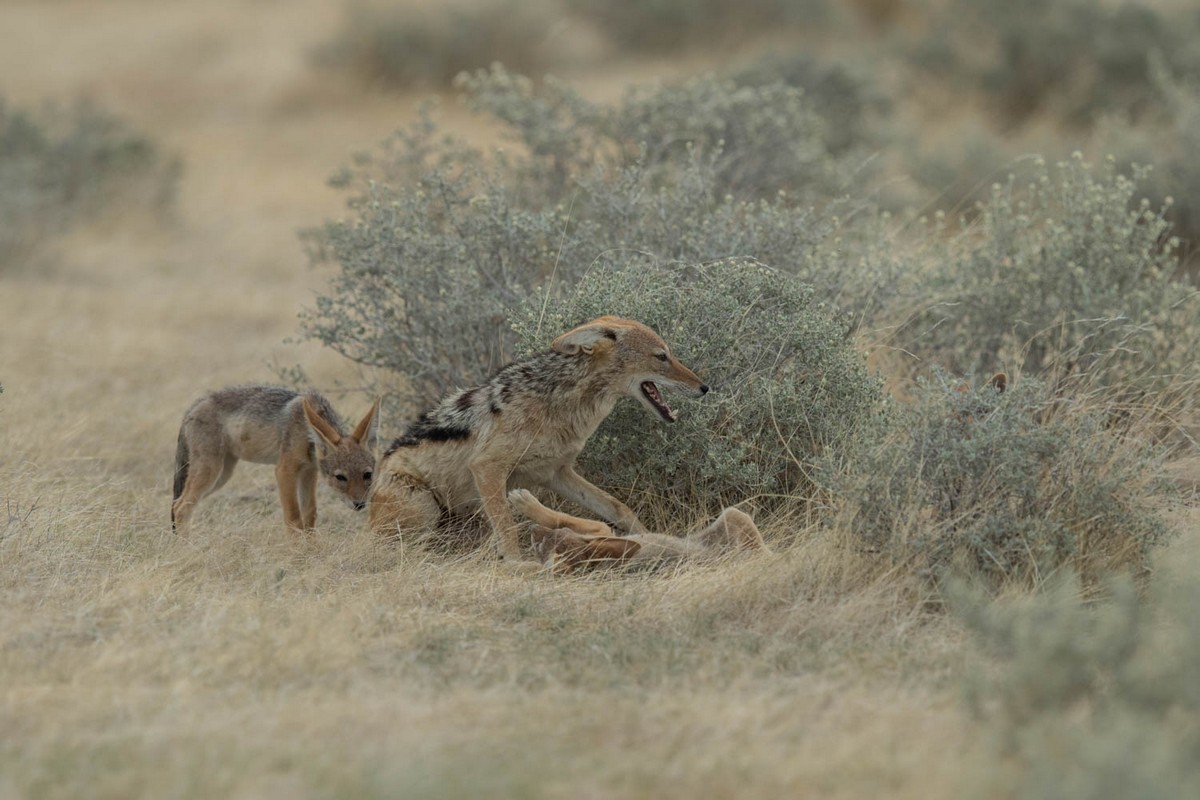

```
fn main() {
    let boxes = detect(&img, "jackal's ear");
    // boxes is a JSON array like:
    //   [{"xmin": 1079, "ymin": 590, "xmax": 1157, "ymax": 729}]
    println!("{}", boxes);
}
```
[
  {"xmin": 351, "ymin": 397, "xmax": 382, "ymax": 448},
  {"xmin": 551, "ymin": 319, "xmax": 620, "ymax": 356},
  {"xmin": 990, "ymin": 372, "xmax": 1008, "ymax": 394},
  {"xmin": 302, "ymin": 397, "xmax": 342, "ymax": 449}
]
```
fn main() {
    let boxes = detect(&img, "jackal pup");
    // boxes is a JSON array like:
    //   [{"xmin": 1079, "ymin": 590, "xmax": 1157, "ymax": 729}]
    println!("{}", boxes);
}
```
[
  {"xmin": 508, "ymin": 489, "xmax": 769, "ymax": 573},
  {"xmin": 369, "ymin": 316, "xmax": 708, "ymax": 561},
  {"xmin": 172, "ymin": 385, "xmax": 380, "ymax": 533}
]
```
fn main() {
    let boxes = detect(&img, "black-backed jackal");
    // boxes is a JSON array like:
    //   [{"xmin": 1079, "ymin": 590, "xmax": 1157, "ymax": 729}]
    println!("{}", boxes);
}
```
[
  {"xmin": 172, "ymin": 385, "xmax": 380, "ymax": 533},
  {"xmin": 369, "ymin": 316, "xmax": 709, "ymax": 563},
  {"xmin": 508, "ymin": 488, "xmax": 769, "ymax": 573}
]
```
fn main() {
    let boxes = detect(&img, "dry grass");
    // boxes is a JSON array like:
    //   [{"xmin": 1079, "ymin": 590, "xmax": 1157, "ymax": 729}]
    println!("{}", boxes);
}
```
[
  {"xmin": 1, "ymin": 429, "xmax": 977, "ymax": 798},
  {"xmin": 1, "ymin": 1, "xmax": 1197, "ymax": 798}
]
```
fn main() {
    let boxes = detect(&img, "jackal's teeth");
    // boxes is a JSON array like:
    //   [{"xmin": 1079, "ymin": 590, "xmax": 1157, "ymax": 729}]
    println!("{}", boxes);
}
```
[{"xmin": 639, "ymin": 381, "xmax": 676, "ymax": 422}]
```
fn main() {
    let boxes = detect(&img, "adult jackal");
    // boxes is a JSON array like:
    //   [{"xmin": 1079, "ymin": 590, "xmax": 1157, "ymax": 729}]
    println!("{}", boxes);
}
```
[{"xmin": 369, "ymin": 316, "xmax": 709, "ymax": 563}]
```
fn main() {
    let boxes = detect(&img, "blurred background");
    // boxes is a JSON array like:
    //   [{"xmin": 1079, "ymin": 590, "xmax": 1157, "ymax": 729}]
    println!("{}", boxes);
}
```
[{"xmin": 3, "ymin": 0, "xmax": 1199, "ymax": 276}]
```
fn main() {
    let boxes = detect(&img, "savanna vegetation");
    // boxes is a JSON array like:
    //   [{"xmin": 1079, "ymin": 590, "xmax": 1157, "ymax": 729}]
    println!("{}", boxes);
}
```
[
  {"xmin": 0, "ymin": 99, "xmax": 178, "ymax": 269},
  {"xmin": 2, "ymin": 0, "xmax": 1199, "ymax": 797}
]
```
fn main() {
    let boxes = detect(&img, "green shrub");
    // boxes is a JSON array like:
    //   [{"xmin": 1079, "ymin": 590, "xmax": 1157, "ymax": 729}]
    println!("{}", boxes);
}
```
[
  {"xmin": 304, "ymin": 68, "xmax": 897, "ymax": 516},
  {"xmin": 0, "ymin": 99, "xmax": 179, "ymax": 267},
  {"xmin": 317, "ymin": 0, "xmax": 855, "ymax": 87},
  {"xmin": 316, "ymin": 0, "xmax": 567, "ymax": 90},
  {"xmin": 910, "ymin": 0, "xmax": 1200, "ymax": 126},
  {"xmin": 303, "ymin": 67, "xmax": 882, "ymax": 406},
  {"xmin": 564, "ymin": 0, "xmax": 840, "ymax": 53},
  {"xmin": 513, "ymin": 258, "xmax": 883, "ymax": 524},
  {"xmin": 952, "ymin": 575, "xmax": 1200, "ymax": 798},
  {"xmin": 454, "ymin": 65, "xmax": 849, "ymax": 201},
  {"xmin": 302, "ymin": 146, "xmax": 571, "ymax": 403},
  {"xmin": 1098, "ymin": 59, "xmax": 1200, "ymax": 247},
  {"xmin": 905, "ymin": 121, "xmax": 1021, "ymax": 216},
  {"xmin": 832, "ymin": 372, "xmax": 1172, "ymax": 589},
  {"xmin": 728, "ymin": 51, "xmax": 893, "ymax": 158},
  {"xmin": 912, "ymin": 155, "xmax": 1199, "ymax": 394},
  {"xmin": 1146, "ymin": 66, "xmax": 1200, "ymax": 246}
]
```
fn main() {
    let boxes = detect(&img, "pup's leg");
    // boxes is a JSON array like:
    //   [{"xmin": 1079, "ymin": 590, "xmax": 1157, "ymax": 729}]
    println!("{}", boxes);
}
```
[
  {"xmin": 508, "ymin": 489, "xmax": 613, "ymax": 537},
  {"xmin": 211, "ymin": 453, "xmax": 238, "ymax": 495},
  {"xmin": 297, "ymin": 464, "xmax": 318, "ymax": 531},
  {"xmin": 274, "ymin": 459, "xmax": 306, "ymax": 533},
  {"xmin": 171, "ymin": 450, "xmax": 227, "ymax": 534},
  {"xmin": 688, "ymin": 507, "xmax": 769, "ymax": 553}
]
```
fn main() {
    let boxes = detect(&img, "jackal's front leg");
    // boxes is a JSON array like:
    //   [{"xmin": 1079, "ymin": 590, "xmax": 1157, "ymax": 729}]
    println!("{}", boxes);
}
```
[
  {"xmin": 470, "ymin": 460, "xmax": 527, "ymax": 561},
  {"xmin": 548, "ymin": 467, "xmax": 648, "ymax": 535}
]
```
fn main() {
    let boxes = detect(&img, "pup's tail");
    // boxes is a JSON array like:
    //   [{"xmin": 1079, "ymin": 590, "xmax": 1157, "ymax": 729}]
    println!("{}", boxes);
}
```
[{"xmin": 171, "ymin": 429, "xmax": 189, "ymax": 530}]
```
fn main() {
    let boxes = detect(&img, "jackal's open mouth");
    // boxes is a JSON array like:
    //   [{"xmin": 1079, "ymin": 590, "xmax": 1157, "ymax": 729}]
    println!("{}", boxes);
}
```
[{"xmin": 640, "ymin": 381, "xmax": 677, "ymax": 422}]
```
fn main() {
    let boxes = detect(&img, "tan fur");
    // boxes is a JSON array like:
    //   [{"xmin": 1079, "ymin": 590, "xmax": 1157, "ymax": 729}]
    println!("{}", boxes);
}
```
[
  {"xmin": 955, "ymin": 372, "xmax": 1008, "ymax": 395},
  {"xmin": 508, "ymin": 489, "xmax": 769, "ymax": 574},
  {"xmin": 172, "ymin": 385, "xmax": 380, "ymax": 534},
  {"xmin": 369, "ymin": 317, "xmax": 709, "ymax": 562},
  {"xmin": 952, "ymin": 371, "xmax": 1009, "ymax": 426}
]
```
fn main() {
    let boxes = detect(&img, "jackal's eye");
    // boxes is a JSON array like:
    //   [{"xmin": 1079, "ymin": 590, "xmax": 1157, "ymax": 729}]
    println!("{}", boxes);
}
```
[
  {"xmin": 335, "ymin": 474, "xmax": 348, "ymax": 483},
  {"xmin": 656, "ymin": 352, "xmax": 669, "ymax": 362},
  {"xmin": 363, "ymin": 471, "xmax": 373, "ymax": 482}
]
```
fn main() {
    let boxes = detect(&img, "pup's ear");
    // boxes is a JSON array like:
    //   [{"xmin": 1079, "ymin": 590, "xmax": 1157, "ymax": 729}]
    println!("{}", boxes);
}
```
[
  {"xmin": 303, "ymin": 397, "xmax": 342, "ymax": 449},
  {"xmin": 351, "ymin": 397, "xmax": 382, "ymax": 448},
  {"xmin": 551, "ymin": 318, "xmax": 621, "ymax": 356}
]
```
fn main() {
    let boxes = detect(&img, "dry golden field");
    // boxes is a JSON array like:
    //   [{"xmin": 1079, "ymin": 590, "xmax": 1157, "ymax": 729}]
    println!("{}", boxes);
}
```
[{"xmin": 1, "ymin": 1, "xmax": 1198, "ymax": 798}]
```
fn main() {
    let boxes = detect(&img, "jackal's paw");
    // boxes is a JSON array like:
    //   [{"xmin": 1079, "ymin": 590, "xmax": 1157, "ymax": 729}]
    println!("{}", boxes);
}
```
[{"xmin": 507, "ymin": 488, "xmax": 540, "ymax": 518}]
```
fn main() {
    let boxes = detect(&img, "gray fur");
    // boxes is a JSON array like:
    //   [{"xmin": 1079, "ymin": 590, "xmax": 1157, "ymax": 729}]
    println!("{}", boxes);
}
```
[
  {"xmin": 187, "ymin": 385, "xmax": 348, "ymax": 440},
  {"xmin": 171, "ymin": 384, "xmax": 378, "ymax": 533},
  {"xmin": 386, "ymin": 351, "xmax": 592, "ymax": 455}
]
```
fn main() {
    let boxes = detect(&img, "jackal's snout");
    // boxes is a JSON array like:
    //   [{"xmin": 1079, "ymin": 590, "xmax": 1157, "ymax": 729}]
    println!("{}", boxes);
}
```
[
  {"xmin": 551, "ymin": 315, "xmax": 710, "ymax": 423},
  {"xmin": 634, "ymin": 344, "xmax": 709, "ymax": 423}
]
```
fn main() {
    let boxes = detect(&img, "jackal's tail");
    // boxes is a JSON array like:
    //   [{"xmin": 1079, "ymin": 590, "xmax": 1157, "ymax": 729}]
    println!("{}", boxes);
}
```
[{"xmin": 171, "ymin": 429, "xmax": 189, "ymax": 529}]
